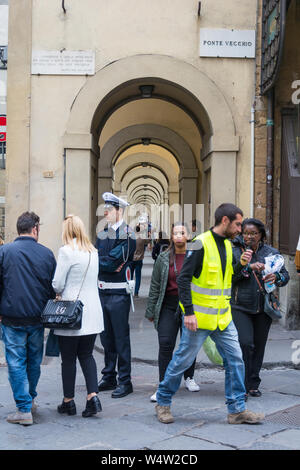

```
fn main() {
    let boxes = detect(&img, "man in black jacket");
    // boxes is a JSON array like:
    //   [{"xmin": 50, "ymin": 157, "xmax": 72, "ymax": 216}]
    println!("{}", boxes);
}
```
[{"xmin": 0, "ymin": 212, "xmax": 56, "ymax": 425}]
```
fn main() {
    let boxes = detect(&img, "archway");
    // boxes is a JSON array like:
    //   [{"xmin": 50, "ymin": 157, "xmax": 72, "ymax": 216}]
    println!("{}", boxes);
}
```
[{"xmin": 63, "ymin": 54, "xmax": 239, "ymax": 237}]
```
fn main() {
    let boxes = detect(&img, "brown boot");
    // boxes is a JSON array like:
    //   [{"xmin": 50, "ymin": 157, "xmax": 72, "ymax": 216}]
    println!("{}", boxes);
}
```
[
  {"xmin": 155, "ymin": 404, "xmax": 174, "ymax": 424},
  {"xmin": 228, "ymin": 409, "xmax": 265, "ymax": 424}
]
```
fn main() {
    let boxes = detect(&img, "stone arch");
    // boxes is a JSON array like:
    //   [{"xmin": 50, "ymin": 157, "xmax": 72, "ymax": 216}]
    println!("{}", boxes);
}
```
[
  {"xmin": 65, "ymin": 54, "xmax": 236, "ymax": 140},
  {"xmin": 63, "ymin": 54, "xmax": 239, "ymax": 233}
]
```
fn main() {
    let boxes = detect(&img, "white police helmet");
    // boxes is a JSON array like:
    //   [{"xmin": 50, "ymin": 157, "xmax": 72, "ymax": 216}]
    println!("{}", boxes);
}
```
[{"xmin": 102, "ymin": 192, "xmax": 129, "ymax": 209}]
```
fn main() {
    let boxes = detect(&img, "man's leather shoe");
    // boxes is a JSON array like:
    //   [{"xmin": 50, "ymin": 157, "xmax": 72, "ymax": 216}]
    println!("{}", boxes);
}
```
[
  {"xmin": 111, "ymin": 383, "xmax": 133, "ymax": 398},
  {"xmin": 98, "ymin": 378, "xmax": 117, "ymax": 392}
]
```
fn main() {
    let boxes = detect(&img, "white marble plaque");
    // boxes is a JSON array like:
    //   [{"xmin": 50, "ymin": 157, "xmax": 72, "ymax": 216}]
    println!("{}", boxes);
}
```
[
  {"xmin": 200, "ymin": 29, "xmax": 256, "ymax": 58},
  {"xmin": 31, "ymin": 50, "xmax": 95, "ymax": 75}
]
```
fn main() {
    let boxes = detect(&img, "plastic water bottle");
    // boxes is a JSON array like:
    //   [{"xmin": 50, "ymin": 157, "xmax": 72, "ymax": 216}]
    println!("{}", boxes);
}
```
[{"xmin": 263, "ymin": 254, "xmax": 284, "ymax": 293}]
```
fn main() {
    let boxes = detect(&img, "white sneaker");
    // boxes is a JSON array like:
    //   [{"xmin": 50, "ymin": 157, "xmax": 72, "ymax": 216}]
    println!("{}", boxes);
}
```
[
  {"xmin": 184, "ymin": 377, "xmax": 200, "ymax": 392},
  {"xmin": 150, "ymin": 391, "xmax": 157, "ymax": 402}
]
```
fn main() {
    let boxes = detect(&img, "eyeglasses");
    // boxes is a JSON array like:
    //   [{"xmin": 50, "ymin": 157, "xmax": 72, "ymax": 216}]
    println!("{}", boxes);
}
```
[{"xmin": 243, "ymin": 231, "xmax": 260, "ymax": 237}]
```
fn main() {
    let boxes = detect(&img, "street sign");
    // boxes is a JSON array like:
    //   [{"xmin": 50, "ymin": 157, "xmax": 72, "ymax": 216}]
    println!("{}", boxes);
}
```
[{"xmin": 0, "ymin": 115, "xmax": 6, "ymax": 142}]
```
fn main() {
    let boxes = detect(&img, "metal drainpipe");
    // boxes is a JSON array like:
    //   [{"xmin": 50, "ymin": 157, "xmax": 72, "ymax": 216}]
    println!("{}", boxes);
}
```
[
  {"xmin": 63, "ymin": 149, "xmax": 66, "ymax": 219},
  {"xmin": 266, "ymin": 87, "xmax": 274, "ymax": 244}
]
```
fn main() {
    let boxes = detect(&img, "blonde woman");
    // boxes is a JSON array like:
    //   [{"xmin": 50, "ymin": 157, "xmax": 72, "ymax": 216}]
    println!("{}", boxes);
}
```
[{"xmin": 52, "ymin": 215, "xmax": 104, "ymax": 418}]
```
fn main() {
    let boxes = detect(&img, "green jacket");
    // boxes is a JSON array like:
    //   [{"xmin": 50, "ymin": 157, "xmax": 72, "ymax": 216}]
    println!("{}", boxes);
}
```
[{"xmin": 145, "ymin": 250, "xmax": 170, "ymax": 329}]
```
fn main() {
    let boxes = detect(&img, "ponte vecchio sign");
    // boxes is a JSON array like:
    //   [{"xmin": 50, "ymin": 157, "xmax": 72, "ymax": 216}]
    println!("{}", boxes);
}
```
[{"xmin": 199, "ymin": 29, "xmax": 256, "ymax": 58}]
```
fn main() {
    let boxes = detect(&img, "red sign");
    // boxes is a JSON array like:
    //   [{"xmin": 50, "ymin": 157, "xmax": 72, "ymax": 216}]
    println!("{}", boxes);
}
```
[
  {"xmin": 125, "ymin": 266, "xmax": 131, "ymax": 281},
  {"xmin": 0, "ymin": 115, "xmax": 6, "ymax": 142}
]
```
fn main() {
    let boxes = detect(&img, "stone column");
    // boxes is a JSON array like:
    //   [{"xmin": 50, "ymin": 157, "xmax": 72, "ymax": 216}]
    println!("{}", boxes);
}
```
[
  {"xmin": 65, "ymin": 148, "xmax": 97, "ymax": 240},
  {"xmin": 5, "ymin": 0, "xmax": 33, "ymax": 241},
  {"xmin": 63, "ymin": 133, "xmax": 99, "ymax": 241},
  {"xmin": 201, "ymin": 135, "xmax": 239, "ymax": 226},
  {"xmin": 179, "ymin": 169, "xmax": 198, "ymax": 222}
]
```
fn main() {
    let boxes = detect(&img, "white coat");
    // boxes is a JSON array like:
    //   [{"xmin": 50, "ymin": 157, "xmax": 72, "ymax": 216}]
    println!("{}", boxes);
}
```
[{"xmin": 52, "ymin": 240, "xmax": 104, "ymax": 337}]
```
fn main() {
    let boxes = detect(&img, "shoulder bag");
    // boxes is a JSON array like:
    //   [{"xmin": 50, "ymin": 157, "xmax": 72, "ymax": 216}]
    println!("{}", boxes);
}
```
[
  {"xmin": 252, "ymin": 270, "xmax": 282, "ymax": 320},
  {"xmin": 41, "ymin": 252, "xmax": 91, "ymax": 330}
]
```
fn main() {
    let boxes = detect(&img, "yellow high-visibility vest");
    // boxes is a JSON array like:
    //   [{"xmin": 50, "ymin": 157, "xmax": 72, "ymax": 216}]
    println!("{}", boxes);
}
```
[{"xmin": 180, "ymin": 230, "xmax": 233, "ymax": 331}]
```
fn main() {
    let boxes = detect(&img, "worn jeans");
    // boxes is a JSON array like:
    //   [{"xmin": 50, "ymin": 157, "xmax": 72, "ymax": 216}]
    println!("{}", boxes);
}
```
[
  {"xmin": 2, "ymin": 324, "xmax": 44, "ymax": 413},
  {"xmin": 156, "ymin": 320, "xmax": 246, "ymax": 414}
]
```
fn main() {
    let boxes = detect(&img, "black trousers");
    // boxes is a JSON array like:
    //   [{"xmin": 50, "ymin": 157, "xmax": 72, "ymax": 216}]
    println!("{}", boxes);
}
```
[
  {"xmin": 157, "ymin": 295, "xmax": 196, "ymax": 383},
  {"xmin": 99, "ymin": 293, "xmax": 131, "ymax": 385},
  {"xmin": 58, "ymin": 334, "xmax": 98, "ymax": 399},
  {"xmin": 232, "ymin": 309, "xmax": 272, "ymax": 392}
]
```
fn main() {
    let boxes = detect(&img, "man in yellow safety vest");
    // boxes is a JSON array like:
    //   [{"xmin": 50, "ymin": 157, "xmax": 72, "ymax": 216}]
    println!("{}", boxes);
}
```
[{"xmin": 155, "ymin": 203, "xmax": 265, "ymax": 425}]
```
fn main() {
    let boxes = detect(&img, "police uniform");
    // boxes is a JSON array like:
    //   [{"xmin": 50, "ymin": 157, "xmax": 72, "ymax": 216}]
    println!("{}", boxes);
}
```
[{"xmin": 96, "ymin": 193, "xmax": 136, "ymax": 398}]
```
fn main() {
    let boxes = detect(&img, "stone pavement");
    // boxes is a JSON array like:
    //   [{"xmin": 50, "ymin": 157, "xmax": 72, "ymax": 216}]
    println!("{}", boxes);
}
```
[{"xmin": 0, "ymin": 252, "xmax": 300, "ymax": 451}]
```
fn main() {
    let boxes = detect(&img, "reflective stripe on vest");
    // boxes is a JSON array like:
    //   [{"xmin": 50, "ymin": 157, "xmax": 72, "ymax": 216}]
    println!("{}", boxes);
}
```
[
  {"xmin": 192, "ymin": 305, "xmax": 229, "ymax": 316},
  {"xmin": 191, "ymin": 283, "xmax": 231, "ymax": 297}
]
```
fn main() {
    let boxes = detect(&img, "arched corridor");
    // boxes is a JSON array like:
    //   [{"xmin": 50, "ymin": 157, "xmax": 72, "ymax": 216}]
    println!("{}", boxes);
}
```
[{"xmin": 61, "ymin": 54, "xmax": 239, "ymax": 242}]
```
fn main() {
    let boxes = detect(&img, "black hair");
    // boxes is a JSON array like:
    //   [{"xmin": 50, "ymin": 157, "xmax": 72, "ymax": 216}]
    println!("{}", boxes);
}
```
[
  {"xmin": 214, "ymin": 203, "xmax": 243, "ymax": 226},
  {"xmin": 242, "ymin": 218, "xmax": 266, "ymax": 241},
  {"xmin": 135, "ymin": 225, "xmax": 141, "ymax": 232},
  {"xmin": 16, "ymin": 211, "xmax": 40, "ymax": 235}
]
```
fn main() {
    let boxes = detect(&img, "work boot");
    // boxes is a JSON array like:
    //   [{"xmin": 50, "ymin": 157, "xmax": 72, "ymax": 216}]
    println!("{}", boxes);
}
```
[
  {"xmin": 31, "ymin": 400, "xmax": 38, "ymax": 414},
  {"xmin": 155, "ymin": 404, "xmax": 174, "ymax": 424},
  {"xmin": 7, "ymin": 410, "xmax": 33, "ymax": 426},
  {"xmin": 227, "ymin": 409, "xmax": 265, "ymax": 424}
]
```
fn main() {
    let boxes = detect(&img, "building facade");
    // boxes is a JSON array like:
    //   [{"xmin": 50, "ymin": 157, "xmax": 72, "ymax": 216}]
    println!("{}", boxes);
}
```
[
  {"xmin": 5, "ymin": 0, "xmax": 299, "ymax": 325},
  {"xmin": 0, "ymin": 0, "xmax": 8, "ymax": 239},
  {"xmin": 254, "ymin": 0, "xmax": 300, "ymax": 327}
]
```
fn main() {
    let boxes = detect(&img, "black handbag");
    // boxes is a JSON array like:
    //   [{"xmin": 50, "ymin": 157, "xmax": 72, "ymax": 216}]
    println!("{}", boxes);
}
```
[
  {"xmin": 41, "ymin": 253, "xmax": 91, "ymax": 330},
  {"xmin": 253, "ymin": 271, "xmax": 282, "ymax": 320}
]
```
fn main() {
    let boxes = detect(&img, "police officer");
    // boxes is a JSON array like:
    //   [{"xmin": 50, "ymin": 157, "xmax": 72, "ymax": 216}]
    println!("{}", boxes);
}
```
[{"xmin": 96, "ymin": 193, "xmax": 136, "ymax": 398}]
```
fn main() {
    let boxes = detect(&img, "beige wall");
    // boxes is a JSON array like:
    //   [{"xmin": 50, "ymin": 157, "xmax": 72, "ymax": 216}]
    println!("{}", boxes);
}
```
[{"xmin": 6, "ymin": 0, "xmax": 257, "ymax": 254}]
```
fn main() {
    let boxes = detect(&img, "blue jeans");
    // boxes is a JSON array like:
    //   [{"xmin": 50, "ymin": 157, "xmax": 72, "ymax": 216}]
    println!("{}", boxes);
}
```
[
  {"xmin": 156, "ymin": 320, "xmax": 246, "ymax": 414},
  {"xmin": 2, "ymin": 324, "xmax": 44, "ymax": 412}
]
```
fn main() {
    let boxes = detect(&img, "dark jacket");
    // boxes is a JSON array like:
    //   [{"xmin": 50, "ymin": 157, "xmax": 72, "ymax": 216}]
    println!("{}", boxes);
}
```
[
  {"xmin": 231, "ymin": 235, "xmax": 289, "ymax": 314},
  {"xmin": 152, "ymin": 239, "xmax": 170, "ymax": 261},
  {"xmin": 0, "ymin": 236, "xmax": 56, "ymax": 325},
  {"xmin": 96, "ymin": 221, "xmax": 136, "ymax": 295}
]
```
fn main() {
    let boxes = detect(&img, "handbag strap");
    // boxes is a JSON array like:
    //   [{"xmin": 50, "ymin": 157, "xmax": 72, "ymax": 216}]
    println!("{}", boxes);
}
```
[
  {"xmin": 241, "ymin": 246, "xmax": 265, "ymax": 294},
  {"xmin": 252, "ymin": 270, "xmax": 265, "ymax": 294},
  {"xmin": 75, "ymin": 252, "xmax": 91, "ymax": 301}
]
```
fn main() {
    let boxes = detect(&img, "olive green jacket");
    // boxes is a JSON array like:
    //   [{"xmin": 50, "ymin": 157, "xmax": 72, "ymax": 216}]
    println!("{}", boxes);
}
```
[{"xmin": 145, "ymin": 250, "xmax": 170, "ymax": 329}]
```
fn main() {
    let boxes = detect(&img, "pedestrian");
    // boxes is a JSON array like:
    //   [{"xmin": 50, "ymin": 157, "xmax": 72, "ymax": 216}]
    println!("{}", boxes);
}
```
[
  {"xmin": 0, "ymin": 212, "xmax": 56, "ymax": 426},
  {"xmin": 132, "ymin": 225, "xmax": 149, "ymax": 297},
  {"xmin": 155, "ymin": 203, "xmax": 265, "ymax": 425},
  {"xmin": 231, "ymin": 218, "xmax": 290, "ymax": 398},
  {"xmin": 146, "ymin": 222, "xmax": 200, "ymax": 403},
  {"xmin": 97, "ymin": 193, "xmax": 136, "ymax": 398},
  {"xmin": 295, "ymin": 234, "xmax": 300, "ymax": 276},
  {"xmin": 152, "ymin": 231, "xmax": 170, "ymax": 261},
  {"xmin": 190, "ymin": 219, "xmax": 202, "ymax": 239},
  {"xmin": 52, "ymin": 215, "xmax": 104, "ymax": 418}
]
